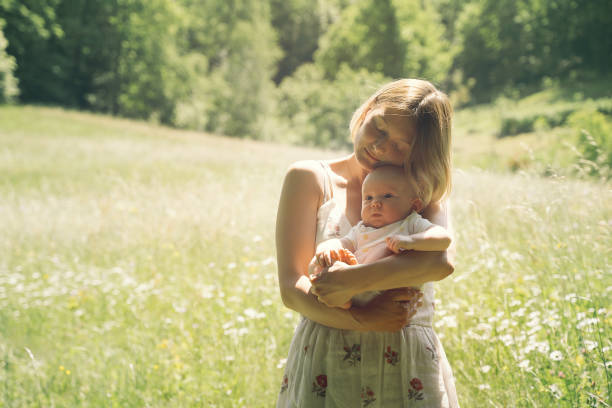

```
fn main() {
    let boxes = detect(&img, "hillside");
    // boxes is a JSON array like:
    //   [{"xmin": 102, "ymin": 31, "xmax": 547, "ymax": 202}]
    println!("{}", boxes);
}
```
[{"xmin": 0, "ymin": 105, "xmax": 610, "ymax": 407}]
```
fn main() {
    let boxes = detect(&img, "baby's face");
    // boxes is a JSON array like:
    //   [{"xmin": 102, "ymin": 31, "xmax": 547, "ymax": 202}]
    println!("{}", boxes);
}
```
[{"xmin": 361, "ymin": 167, "xmax": 417, "ymax": 228}]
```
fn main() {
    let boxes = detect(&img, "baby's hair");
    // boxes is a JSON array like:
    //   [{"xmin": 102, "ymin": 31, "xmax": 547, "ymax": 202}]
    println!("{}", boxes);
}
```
[{"xmin": 350, "ymin": 79, "xmax": 452, "ymax": 205}]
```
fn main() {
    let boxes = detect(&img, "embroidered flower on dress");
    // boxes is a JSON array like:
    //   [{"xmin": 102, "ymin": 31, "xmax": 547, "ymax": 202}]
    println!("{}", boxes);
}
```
[
  {"xmin": 280, "ymin": 375, "xmax": 288, "ymax": 393},
  {"xmin": 312, "ymin": 374, "xmax": 327, "ymax": 397},
  {"xmin": 343, "ymin": 344, "xmax": 361, "ymax": 366},
  {"xmin": 361, "ymin": 386, "xmax": 376, "ymax": 406},
  {"xmin": 384, "ymin": 346, "xmax": 399, "ymax": 365},
  {"xmin": 408, "ymin": 377, "xmax": 424, "ymax": 400}
]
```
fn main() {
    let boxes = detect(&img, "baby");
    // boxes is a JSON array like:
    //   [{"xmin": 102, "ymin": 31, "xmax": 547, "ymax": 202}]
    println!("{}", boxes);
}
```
[{"xmin": 309, "ymin": 164, "xmax": 451, "ymax": 308}]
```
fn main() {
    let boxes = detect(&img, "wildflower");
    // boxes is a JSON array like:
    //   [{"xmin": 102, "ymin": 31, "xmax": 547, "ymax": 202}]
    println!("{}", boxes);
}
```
[
  {"xmin": 549, "ymin": 384, "xmax": 562, "ymax": 399},
  {"xmin": 584, "ymin": 340, "xmax": 598, "ymax": 352},
  {"xmin": 244, "ymin": 308, "xmax": 265, "ymax": 319},
  {"xmin": 549, "ymin": 351, "xmax": 563, "ymax": 361},
  {"xmin": 518, "ymin": 359, "xmax": 531, "ymax": 370},
  {"xmin": 576, "ymin": 317, "xmax": 599, "ymax": 330},
  {"xmin": 478, "ymin": 384, "xmax": 491, "ymax": 390},
  {"xmin": 564, "ymin": 293, "xmax": 577, "ymax": 303},
  {"xmin": 535, "ymin": 341, "xmax": 550, "ymax": 354},
  {"xmin": 277, "ymin": 358, "xmax": 287, "ymax": 368},
  {"xmin": 481, "ymin": 365, "xmax": 491, "ymax": 373},
  {"xmin": 65, "ymin": 370, "xmax": 71, "ymax": 375}
]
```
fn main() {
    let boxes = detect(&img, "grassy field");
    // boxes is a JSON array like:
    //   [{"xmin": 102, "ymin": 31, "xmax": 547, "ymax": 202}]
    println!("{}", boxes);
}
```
[{"xmin": 0, "ymin": 105, "xmax": 610, "ymax": 407}]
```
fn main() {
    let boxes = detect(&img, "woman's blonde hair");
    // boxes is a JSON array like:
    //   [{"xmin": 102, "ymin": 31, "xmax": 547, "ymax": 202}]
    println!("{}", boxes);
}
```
[{"xmin": 349, "ymin": 79, "xmax": 452, "ymax": 205}]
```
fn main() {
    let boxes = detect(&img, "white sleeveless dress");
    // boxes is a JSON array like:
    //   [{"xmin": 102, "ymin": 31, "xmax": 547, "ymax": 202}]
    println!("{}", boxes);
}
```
[{"xmin": 277, "ymin": 161, "xmax": 459, "ymax": 408}]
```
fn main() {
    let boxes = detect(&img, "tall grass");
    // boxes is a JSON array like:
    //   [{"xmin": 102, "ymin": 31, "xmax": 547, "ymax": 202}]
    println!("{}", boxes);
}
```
[{"xmin": 0, "ymin": 106, "xmax": 610, "ymax": 407}]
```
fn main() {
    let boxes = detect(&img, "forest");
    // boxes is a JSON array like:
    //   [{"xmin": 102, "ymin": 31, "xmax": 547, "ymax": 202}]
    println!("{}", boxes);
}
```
[{"xmin": 1, "ymin": 0, "xmax": 611, "ymax": 149}]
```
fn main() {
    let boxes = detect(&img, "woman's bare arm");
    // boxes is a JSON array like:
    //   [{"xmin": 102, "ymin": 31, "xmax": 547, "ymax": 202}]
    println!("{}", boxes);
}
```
[{"xmin": 275, "ymin": 161, "xmax": 364, "ymax": 330}]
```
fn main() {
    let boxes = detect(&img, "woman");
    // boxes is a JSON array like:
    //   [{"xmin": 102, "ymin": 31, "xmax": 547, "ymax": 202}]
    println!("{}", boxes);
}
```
[{"xmin": 276, "ymin": 79, "xmax": 459, "ymax": 407}]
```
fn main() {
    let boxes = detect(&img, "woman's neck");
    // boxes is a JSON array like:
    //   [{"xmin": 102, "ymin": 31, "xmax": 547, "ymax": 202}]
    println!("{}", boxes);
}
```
[{"xmin": 345, "ymin": 153, "xmax": 368, "ymax": 186}]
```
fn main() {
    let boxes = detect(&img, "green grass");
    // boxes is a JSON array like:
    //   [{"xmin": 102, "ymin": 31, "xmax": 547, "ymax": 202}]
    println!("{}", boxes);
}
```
[
  {"xmin": 453, "ymin": 80, "xmax": 612, "ymax": 176},
  {"xmin": 1, "ymin": 105, "xmax": 610, "ymax": 407}
]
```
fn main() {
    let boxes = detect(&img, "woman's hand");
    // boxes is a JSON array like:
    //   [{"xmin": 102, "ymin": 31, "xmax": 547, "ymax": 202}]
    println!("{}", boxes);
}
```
[
  {"xmin": 309, "ymin": 261, "xmax": 358, "ymax": 308},
  {"xmin": 350, "ymin": 287, "xmax": 423, "ymax": 332}
]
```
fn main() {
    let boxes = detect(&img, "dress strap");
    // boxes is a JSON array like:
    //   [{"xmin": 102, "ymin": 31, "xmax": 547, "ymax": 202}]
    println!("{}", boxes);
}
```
[{"xmin": 318, "ymin": 161, "xmax": 334, "ymax": 202}]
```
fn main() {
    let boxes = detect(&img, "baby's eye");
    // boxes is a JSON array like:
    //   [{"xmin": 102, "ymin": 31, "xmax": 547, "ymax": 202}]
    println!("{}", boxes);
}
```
[
  {"xmin": 384, "ymin": 193, "xmax": 394, "ymax": 199},
  {"xmin": 364, "ymin": 195, "xmax": 373, "ymax": 201}
]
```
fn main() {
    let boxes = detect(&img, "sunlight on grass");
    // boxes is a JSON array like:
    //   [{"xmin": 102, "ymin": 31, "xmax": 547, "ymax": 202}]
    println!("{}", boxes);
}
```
[{"xmin": 0, "ymin": 106, "xmax": 610, "ymax": 407}]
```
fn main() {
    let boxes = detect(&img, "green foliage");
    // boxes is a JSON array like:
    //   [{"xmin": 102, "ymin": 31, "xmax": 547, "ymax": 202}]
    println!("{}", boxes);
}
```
[
  {"xmin": 315, "ymin": 0, "xmax": 404, "ymax": 79},
  {"xmin": 2, "ymin": 0, "xmax": 612, "ymax": 142},
  {"xmin": 455, "ymin": 0, "xmax": 612, "ymax": 101},
  {"xmin": 498, "ymin": 98, "xmax": 612, "ymax": 137},
  {"xmin": 0, "ymin": 0, "xmax": 66, "ymax": 103},
  {"xmin": 269, "ymin": 0, "xmax": 325, "ymax": 83},
  {"xmin": 272, "ymin": 64, "xmax": 388, "ymax": 148},
  {"xmin": 176, "ymin": 0, "xmax": 280, "ymax": 138},
  {"xmin": 568, "ymin": 110, "xmax": 612, "ymax": 178},
  {"xmin": 392, "ymin": 0, "xmax": 454, "ymax": 85},
  {"xmin": 0, "ymin": 19, "xmax": 18, "ymax": 102}
]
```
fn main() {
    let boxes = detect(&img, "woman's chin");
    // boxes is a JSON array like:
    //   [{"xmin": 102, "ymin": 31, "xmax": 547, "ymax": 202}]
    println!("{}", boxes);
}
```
[{"xmin": 356, "ymin": 151, "xmax": 376, "ymax": 170}]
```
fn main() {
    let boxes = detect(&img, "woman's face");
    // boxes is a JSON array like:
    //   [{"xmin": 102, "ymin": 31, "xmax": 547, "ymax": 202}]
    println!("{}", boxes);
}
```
[{"xmin": 354, "ymin": 107, "xmax": 416, "ymax": 171}]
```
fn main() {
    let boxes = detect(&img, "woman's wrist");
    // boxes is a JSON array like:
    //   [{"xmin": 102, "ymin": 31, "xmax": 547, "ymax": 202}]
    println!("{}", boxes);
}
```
[
  {"xmin": 345, "ymin": 262, "xmax": 376, "ymax": 294},
  {"xmin": 348, "ymin": 304, "xmax": 368, "ymax": 331}
]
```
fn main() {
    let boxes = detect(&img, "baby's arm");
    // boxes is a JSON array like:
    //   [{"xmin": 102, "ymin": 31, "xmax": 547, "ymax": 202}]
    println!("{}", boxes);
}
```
[{"xmin": 386, "ymin": 225, "xmax": 451, "ymax": 253}]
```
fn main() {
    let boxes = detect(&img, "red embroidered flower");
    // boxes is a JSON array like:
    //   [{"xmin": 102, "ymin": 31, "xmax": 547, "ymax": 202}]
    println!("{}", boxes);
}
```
[
  {"xmin": 312, "ymin": 374, "xmax": 328, "ymax": 397},
  {"xmin": 280, "ymin": 375, "xmax": 289, "ymax": 393},
  {"xmin": 384, "ymin": 346, "xmax": 399, "ymax": 365},
  {"xmin": 361, "ymin": 386, "xmax": 376, "ymax": 406},
  {"xmin": 410, "ymin": 377, "xmax": 424, "ymax": 391},
  {"xmin": 316, "ymin": 374, "xmax": 327, "ymax": 388}
]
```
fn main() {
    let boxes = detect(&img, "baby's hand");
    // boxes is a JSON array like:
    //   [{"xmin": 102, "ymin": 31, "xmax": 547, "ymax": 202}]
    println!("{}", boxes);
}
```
[
  {"xmin": 315, "ymin": 248, "xmax": 358, "ymax": 268},
  {"xmin": 386, "ymin": 234, "xmax": 413, "ymax": 253}
]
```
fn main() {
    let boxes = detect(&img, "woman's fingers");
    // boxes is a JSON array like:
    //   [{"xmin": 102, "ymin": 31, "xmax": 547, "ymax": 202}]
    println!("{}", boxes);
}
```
[{"xmin": 386, "ymin": 287, "xmax": 423, "ymax": 302}]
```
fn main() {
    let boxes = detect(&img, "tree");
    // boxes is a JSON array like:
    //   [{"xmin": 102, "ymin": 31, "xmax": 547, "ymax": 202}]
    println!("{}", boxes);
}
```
[
  {"xmin": 315, "ymin": 0, "xmax": 405, "ymax": 79},
  {"xmin": 0, "ymin": 19, "xmax": 18, "ymax": 102},
  {"xmin": 175, "ymin": 0, "xmax": 280, "ymax": 138}
]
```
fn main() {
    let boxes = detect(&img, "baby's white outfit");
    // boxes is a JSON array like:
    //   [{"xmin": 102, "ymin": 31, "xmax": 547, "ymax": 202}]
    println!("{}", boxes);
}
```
[
  {"xmin": 276, "ymin": 161, "xmax": 459, "ymax": 408},
  {"xmin": 345, "ymin": 212, "xmax": 435, "ymax": 308}
]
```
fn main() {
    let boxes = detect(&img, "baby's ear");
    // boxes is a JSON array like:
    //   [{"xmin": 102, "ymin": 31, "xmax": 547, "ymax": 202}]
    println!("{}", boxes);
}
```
[{"xmin": 411, "ymin": 199, "xmax": 424, "ymax": 214}]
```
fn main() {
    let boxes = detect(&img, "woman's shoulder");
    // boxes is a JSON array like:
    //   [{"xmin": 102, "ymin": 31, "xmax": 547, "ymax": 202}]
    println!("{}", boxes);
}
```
[{"xmin": 281, "ymin": 160, "xmax": 326, "ymax": 200}]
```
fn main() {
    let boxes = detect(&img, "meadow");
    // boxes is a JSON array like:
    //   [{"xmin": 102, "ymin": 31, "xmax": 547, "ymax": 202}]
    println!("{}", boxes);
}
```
[{"xmin": 0, "ymin": 105, "xmax": 610, "ymax": 407}]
